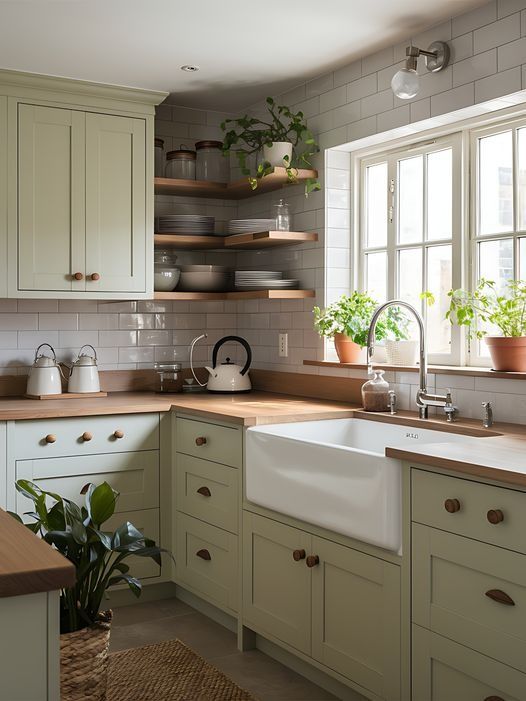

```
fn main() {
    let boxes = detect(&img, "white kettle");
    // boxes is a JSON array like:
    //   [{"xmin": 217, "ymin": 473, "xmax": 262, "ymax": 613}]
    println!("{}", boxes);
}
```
[
  {"xmin": 26, "ymin": 343, "xmax": 63, "ymax": 396},
  {"xmin": 68, "ymin": 345, "xmax": 100, "ymax": 393},
  {"xmin": 206, "ymin": 336, "xmax": 252, "ymax": 393}
]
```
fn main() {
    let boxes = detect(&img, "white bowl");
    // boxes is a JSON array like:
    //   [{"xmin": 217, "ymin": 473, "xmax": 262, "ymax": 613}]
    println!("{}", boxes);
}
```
[{"xmin": 154, "ymin": 268, "xmax": 180, "ymax": 291}]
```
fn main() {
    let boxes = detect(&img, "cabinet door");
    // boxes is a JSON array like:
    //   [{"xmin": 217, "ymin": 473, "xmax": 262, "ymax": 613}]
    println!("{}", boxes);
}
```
[
  {"xmin": 0, "ymin": 96, "xmax": 6, "ymax": 298},
  {"xmin": 311, "ymin": 536, "xmax": 401, "ymax": 700},
  {"xmin": 18, "ymin": 104, "xmax": 85, "ymax": 292},
  {"xmin": 0, "ymin": 422, "xmax": 6, "ymax": 510},
  {"xmin": 413, "ymin": 624, "xmax": 525, "ymax": 701},
  {"xmin": 85, "ymin": 113, "xmax": 146, "ymax": 293},
  {"xmin": 242, "ymin": 512, "xmax": 311, "ymax": 654}
]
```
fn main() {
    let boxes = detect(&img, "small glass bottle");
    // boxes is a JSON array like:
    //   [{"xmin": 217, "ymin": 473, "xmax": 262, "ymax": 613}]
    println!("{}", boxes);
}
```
[
  {"xmin": 361, "ymin": 369, "xmax": 390, "ymax": 412},
  {"xmin": 272, "ymin": 199, "xmax": 291, "ymax": 231}
]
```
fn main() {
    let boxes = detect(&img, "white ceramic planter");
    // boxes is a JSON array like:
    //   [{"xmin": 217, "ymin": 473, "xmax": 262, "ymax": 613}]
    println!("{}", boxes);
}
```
[
  {"xmin": 263, "ymin": 141, "xmax": 293, "ymax": 168},
  {"xmin": 385, "ymin": 340, "xmax": 418, "ymax": 365}
]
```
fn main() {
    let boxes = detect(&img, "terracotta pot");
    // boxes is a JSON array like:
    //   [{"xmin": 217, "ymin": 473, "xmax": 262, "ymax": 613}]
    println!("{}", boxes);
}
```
[
  {"xmin": 333, "ymin": 334, "xmax": 363, "ymax": 363},
  {"xmin": 60, "ymin": 611, "xmax": 112, "ymax": 701},
  {"xmin": 484, "ymin": 336, "xmax": 526, "ymax": 372}
]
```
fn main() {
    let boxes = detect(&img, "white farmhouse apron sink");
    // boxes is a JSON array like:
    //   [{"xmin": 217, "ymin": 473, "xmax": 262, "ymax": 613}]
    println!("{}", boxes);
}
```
[{"xmin": 245, "ymin": 418, "xmax": 482, "ymax": 553}]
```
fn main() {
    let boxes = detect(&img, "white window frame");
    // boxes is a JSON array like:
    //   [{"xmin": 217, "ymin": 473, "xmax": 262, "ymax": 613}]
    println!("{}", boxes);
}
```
[{"xmin": 355, "ymin": 133, "xmax": 463, "ymax": 366}]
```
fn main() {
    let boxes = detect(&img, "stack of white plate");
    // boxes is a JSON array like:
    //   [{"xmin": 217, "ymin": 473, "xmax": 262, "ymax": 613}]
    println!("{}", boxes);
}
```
[
  {"xmin": 227, "ymin": 218, "xmax": 275, "ymax": 234},
  {"xmin": 235, "ymin": 270, "xmax": 299, "ymax": 291},
  {"xmin": 158, "ymin": 215, "xmax": 215, "ymax": 235}
]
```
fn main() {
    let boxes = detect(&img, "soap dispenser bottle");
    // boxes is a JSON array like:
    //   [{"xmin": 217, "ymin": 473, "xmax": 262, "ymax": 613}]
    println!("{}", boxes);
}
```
[{"xmin": 361, "ymin": 369, "xmax": 390, "ymax": 412}]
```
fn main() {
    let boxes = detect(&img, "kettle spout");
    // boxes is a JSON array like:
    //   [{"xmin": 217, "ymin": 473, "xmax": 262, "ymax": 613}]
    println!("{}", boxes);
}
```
[{"xmin": 205, "ymin": 366, "xmax": 217, "ymax": 378}]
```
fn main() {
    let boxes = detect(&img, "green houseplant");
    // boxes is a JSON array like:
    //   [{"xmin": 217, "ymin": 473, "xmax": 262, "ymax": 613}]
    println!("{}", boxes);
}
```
[
  {"xmin": 313, "ymin": 292, "xmax": 408, "ymax": 363},
  {"xmin": 10, "ymin": 479, "xmax": 169, "ymax": 701},
  {"xmin": 221, "ymin": 97, "xmax": 320, "ymax": 195},
  {"xmin": 446, "ymin": 278, "xmax": 526, "ymax": 371}
]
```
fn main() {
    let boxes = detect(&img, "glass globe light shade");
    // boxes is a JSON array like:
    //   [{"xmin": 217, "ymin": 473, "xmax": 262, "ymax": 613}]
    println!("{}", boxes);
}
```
[{"xmin": 391, "ymin": 68, "xmax": 419, "ymax": 99}]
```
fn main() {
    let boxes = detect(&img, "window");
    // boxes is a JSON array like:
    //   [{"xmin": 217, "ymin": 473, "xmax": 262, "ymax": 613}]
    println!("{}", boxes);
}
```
[{"xmin": 357, "ymin": 135, "xmax": 462, "ymax": 365}]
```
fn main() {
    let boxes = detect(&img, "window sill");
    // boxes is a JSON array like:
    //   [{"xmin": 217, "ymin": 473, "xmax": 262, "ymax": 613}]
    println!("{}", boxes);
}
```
[{"xmin": 303, "ymin": 360, "xmax": 526, "ymax": 380}]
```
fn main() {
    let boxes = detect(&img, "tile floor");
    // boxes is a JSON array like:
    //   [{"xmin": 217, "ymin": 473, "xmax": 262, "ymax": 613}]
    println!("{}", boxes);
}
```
[{"xmin": 111, "ymin": 597, "xmax": 338, "ymax": 701}]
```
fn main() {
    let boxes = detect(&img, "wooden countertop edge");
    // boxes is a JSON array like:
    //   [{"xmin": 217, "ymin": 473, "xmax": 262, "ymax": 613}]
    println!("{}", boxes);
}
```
[
  {"xmin": 385, "ymin": 447, "xmax": 526, "ymax": 488},
  {"xmin": 0, "ymin": 509, "xmax": 75, "ymax": 598}
]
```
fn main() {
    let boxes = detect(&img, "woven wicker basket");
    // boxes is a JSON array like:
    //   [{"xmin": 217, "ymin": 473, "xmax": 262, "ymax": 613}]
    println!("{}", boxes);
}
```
[{"xmin": 60, "ymin": 610, "xmax": 112, "ymax": 701}]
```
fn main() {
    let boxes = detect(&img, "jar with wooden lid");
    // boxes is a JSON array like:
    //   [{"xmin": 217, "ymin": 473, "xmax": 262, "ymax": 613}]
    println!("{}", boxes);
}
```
[
  {"xmin": 361, "ymin": 369, "xmax": 390, "ymax": 412},
  {"xmin": 154, "ymin": 138, "xmax": 165, "ymax": 177},
  {"xmin": 165, "ymin": 146, "xmax": 196, "ymax": 180},
  {"xmin": 195, "ymin": 140, "xmax": 228, "ymax": 182}
]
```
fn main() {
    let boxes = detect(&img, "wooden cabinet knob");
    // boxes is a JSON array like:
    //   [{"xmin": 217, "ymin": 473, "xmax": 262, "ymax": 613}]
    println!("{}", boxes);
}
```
[
  {"xmin": 73, "ymin": 272, "xmax": 84, "ymax": 281},
  {"xmin": 444, "ymin": 498, "xmax": 461, "ymax": 513},
  {"xmin": 484, "ymin": 697, "xmax": 505, "ymax": 701},
  {"xmin": 487, "ymin": 509, "xmax": 504, "ymax": 524},
  {"xmin": 90, "ymin": 273, "xmax": 100, "ymax": 281},
  {"xmin": 293, "ymin": 549, "xmax": 306, "ymax": 561},
  {"xmin": 113, "ymin": 430, "xmax": 124, "ymax": 439},
  {"xmin": 306, "ymin": 555, "xmax": 320, "ymax": 568},
  {"xmin": 196, "ymin": 548, "xmax": 211, "ymax": 561},
  {"xmin": 195, "ymin": 436, "xmax": 207, "ymax": 446},
  {"xmin": 485, "ymin": 589, "xmax": 515, "ymax": 606},
  {"xmin": 81, "ymin": 431, "xmax": 93, "ymax": 442},
  {"xmin": 45, "ymin": 434, "xmax": 56, "ymax": 444},
  {"xmin": 197, "ymin": 486, "xmax": 211, "ymax": 497}
]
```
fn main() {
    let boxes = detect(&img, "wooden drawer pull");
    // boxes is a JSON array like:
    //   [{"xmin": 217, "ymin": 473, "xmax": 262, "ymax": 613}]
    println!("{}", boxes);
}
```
[
  {"xmin": 73, "ymin": 272, "xmax": 84, "ymax": 281},
  {"xmin": 90, "ymin": 273, "xmax": 100, "ymax": 281},
  {"xmin": 484, "ymin": 697, "xmax": 505, "ymax": 701},
  {"xmin": 487, "ymin": 509, "xmax": 504, "ymax": 524},
  {"xmin": 113, "ymin": 430, "xmax": 124, "ymax": 439},
  {"xmin": 82, "ymin": 432, "xmax": 93, "ymax": 442},
  {"xmin": 195, "ymin": 436, "xmax": 207, "ymax": 446},
  {"xmin": 306, "ymin": 555, "xmax": 319, "ymax": 568},
  {"xmin": 293, "ymin": 549, "xmax": 306, "ymax": 561},
  {"xmin": 45, "ymin": 434, "xmax": 57, "ymax": 444},
  {"xmin": 444, "ymin": 498, "xmax": 461, "ymax": 513},
  {"xmin": 485, "ymin": 589, "xmax": 515, "ymax": 606},
  {"xmin": 196, "ymin": 548, "xmax": 211, "ymax": 561},
  {"xmin": 197, "ymin": 486, "xmax": 211, "ymax": 497}
]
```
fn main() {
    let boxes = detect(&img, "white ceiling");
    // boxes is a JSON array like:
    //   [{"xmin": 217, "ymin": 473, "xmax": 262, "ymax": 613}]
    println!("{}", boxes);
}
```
[{"xmin": 0, "ymin": 0, "xmax": 489, "ymax": 111}]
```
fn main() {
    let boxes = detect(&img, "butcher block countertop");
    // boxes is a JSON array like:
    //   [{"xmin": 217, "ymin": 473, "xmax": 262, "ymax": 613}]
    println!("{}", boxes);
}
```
[{"xmin": 0, "ymin": 508, "xmax": 75, "ymax": 598}]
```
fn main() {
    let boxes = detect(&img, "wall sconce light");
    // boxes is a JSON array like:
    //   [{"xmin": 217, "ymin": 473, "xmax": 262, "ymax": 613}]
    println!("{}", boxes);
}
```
[{"xmin": 391, "ymin": 41, "xmax": 450, "ymax": 99}]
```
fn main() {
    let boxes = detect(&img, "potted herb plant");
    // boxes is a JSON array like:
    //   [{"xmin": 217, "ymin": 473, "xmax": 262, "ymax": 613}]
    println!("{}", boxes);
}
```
[
  {"xmin": 221, "ymin": 97, "xmax": 320, "ymax": 195},
  {"xmin": 314, "ymin": 292, "xmax": 404, "ymax": 363},
  {"xmin": 446, "ymin": 278, "xmax": 526, "ymax": 371},
  {"xmin": 9, "ymin": 480, "xmax": 169, "ymax": 701}
]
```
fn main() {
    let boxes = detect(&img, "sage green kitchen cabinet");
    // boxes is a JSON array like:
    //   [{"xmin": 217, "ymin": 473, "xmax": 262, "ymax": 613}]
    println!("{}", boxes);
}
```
[{"xmin": 0, "ymin": 95, "xmax": 7, "ymax": 298}]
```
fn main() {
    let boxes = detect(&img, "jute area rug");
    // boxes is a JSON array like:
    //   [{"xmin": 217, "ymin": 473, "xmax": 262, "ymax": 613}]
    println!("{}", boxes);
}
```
[{"xmin": 108, "ymin": 639, "xmax": 257, "ymax": 700}]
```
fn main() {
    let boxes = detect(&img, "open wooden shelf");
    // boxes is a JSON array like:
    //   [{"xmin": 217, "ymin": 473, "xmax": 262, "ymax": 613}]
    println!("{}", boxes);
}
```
[
  {"xmin": 154, "ymin": 289, "xmax": 315, "ymax": 301},
  {"xmin": 154, "ymin": 167, "xmax": 318, "ymax": 200},
  {"xmin": 154, "ymin": 231, "xmax": 318, "ymax": 251}
]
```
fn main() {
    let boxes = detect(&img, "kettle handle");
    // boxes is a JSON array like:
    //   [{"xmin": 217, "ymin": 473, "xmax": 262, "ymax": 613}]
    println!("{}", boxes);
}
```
[
  {"xmin": 34, "ymin": 343, "xmax": 57, "ymax": 363},
  {"xmin": 212, "ymin": 336, "xmax": 252, "ymax": 376},
  {"xmin": 78, "ymin": 344, "xmax": 97, "ymax": 361}
]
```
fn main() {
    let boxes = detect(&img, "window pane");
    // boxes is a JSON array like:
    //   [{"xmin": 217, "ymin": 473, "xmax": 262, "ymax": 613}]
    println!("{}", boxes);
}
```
[
  {"xmin": 427, "ymin": 245, "xmax": 452, "ymax": 355},
  {"xmin": 398, "ymin": 156, "xmax": 423, "ymax": 244},
  {"xmin": 365, "ymin": 251, "xmax": 387, "ymax": 302},
  {"xmin": 398, "ymin": 248, "xmax": 422, "ymax": 308},
  {"xmin": 520, "ymin": 237, "xmax": 526, "ymax": 278},
  {"xmin": 365, "ymin": 163, "xmax": 388, "ymax": 248},
  {"xmin": 518, "ymin": 129, "xmax": 526, "ymax": 230},
  {"xmin": 478, "ymin": 131, "xmax": 513, "ymax": 236},
  {"xmin": 427, "ymin": 149, "xmax": 452, "ymax": 241},
  {"xmin": 478, "ymin": 238, "xmax": 513, "ymax": 293}
]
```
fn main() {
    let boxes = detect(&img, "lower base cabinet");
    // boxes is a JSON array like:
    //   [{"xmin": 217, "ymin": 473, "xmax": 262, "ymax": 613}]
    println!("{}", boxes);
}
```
[
  {"xmin": 412, "ymin": 625, "xmax": 526, "ymax": 701},
  {"xmin": 243, "ymin": 512, "xmax": 401, "ymax": 700}
]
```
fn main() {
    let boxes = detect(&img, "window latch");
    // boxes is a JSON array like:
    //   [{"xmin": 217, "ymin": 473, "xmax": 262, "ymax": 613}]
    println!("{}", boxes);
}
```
[{"xmin": 389, "ymin": 179, "xmax": 395, "ymax": 222}]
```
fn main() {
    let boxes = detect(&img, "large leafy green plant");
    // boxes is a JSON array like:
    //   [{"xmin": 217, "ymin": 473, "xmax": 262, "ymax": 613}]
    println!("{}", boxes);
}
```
[
  {"xmin": 221, "ymin": 97, "xmax": 320, "ymax": 195},
  {"xmin": 9, "ymin": 480, "xmax": 169, "ymax": 634},
  {"xmin": 446, "ymin": 278, "xmax": 526, "ymax": 340},
  {"xmin": 313, "ymin": 292, "xmax": 409, "ymax": 348}
]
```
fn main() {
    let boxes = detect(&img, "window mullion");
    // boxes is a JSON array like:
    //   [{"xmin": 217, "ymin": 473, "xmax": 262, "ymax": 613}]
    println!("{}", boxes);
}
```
[{"xmin": 388, "ymin": 156, "xmax": 397, "ymax": 298}]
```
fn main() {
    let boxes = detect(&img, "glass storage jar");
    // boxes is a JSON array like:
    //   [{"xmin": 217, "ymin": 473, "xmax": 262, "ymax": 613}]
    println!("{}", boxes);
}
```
[
  {"xmin": 195, "ymin": 140, "xmax": 228, "ymax": 182},
  {"xmin": 165, "ymin": 147, "xmax": 196, "ymax": 180},
  {"xmin": 154, "ymin": 138, "xmax": 165, "ymax": 177},
  {"xmin": 361, "ymin": 369, "xmax": 390, "ymax": 412},
  {"xmin": 272, "ymin": 199, "xmax": 291, "ymax": 231}
]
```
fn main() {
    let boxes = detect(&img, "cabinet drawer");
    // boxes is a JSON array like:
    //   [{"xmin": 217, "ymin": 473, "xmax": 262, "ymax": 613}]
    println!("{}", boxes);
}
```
[
  {"xmin": 413, "ymin": 625, "xmax": 526, "ymax": 701},
  {"xmin": 176, "ymin": 417, "xmax": 241, "ymax": 468},
  {"xmin": 105, "ymin": 508, "xmax": 160, "ymax": 580},
  {"xmin": 175, "ymin": 513, "xmax": 237, "ymax": 614},
  {"xmin": 15, "ymin": 450, "xmax": 159, "ymax": 517},
  {"xmin": 413, "ymin": 523, "xmax": 526, "ymax": 673},
  {"xmin": 14, "ymin": 413, "xmax": 159, "ymax": 459},
  {"xmin": 412, "ymin": 468, "xmax": 526, "ymax": 555},
  {"xmin": 176, "ymin": 454, "xmax": 238, "ymax": 534}
]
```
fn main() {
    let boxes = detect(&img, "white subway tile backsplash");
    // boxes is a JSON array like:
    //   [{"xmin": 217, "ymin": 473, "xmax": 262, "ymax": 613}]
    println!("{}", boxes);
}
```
[
  {"xmin": 452, "ymin": 1, "xmax": 497, "ymax": 37},
  {"xmin": 17, "ymin": 299, "xmax": 59, "ymax": 313},
  {"xmin": 498, "ymin": 0, "xmax": 526, "ymax": 18},
  {"xmin": 474, "ymin": 13, "xmax": 520, "ymax": 52},
  {"xmin": 475, "ymin": 65, "xmax": 521, "ymax": 101},
  {"xmin": 361, "ymin": 89, "xmax": 394, "ymax": 118},
  {"xmin": 333, "ymin": 60, "xmax": 362, "ymax": 88},
  {"xmin": 497, "ymin": 35, "xmax": 526, "ymax": 69},
  {"xmin": 453, "ymin": 49, "xmax": 497, "ymax": 86},
  {"xmin": 319, "ymin": 86, "xmax": 347, "ymax": 113},
  {"xmin": 362, "ymin": 46, "xmax": 394, "ymax": 75},
  {"xmin": 99, "ymin": 330, "xmax": 137, "ymax": 347}
]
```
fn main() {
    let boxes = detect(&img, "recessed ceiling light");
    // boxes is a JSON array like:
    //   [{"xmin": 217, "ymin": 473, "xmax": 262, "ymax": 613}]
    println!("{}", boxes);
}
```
[{"xmin": 181, "ymin": 65, "xmax": 199, "ymax": 72}]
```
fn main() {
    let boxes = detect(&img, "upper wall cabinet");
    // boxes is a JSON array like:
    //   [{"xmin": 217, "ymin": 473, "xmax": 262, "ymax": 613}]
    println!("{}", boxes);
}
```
[{"xmin": 0, "ymin": 69, "xmax": 166, "ymax": 299}]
